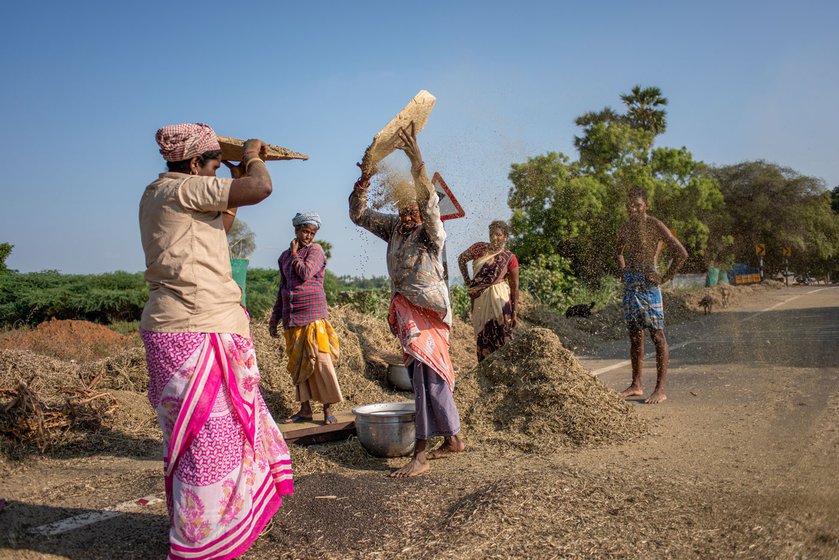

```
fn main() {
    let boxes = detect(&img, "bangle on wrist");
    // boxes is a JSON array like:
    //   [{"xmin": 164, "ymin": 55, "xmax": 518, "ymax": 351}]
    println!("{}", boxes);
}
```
[{"xmin": 245, "ymin": 158, "xmax": 264, "ymax": 172}]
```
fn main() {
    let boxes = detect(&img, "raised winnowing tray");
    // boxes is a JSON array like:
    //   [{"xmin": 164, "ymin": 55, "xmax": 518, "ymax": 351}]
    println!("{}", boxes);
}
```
[
  {"xmin": 217, "ymin": 136, "xmax": 309, "ymax": 162},
  {"xmin": 361, "ymin": 90, "xmax": 436, "ymax": 174}
]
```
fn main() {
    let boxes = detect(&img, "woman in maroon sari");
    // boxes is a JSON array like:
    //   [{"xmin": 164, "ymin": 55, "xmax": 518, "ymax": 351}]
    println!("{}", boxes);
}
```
[{"xmin": 458, "ymin": 220, "xmax": 520, "ymax": 362}]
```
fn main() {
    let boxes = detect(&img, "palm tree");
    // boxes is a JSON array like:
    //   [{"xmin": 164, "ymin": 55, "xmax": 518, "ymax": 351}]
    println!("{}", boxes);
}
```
[{"xmin": 620, "ymin": 85, "xmax": 668, "ymax": 136}]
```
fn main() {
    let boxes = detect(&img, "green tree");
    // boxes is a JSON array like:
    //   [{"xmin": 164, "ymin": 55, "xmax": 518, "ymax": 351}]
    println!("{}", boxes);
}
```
[
  {"xmin": 508, "ymin": 153, "xmax": 614, "ymax": 279},
  {"xmin": 0, "ymin": 243, "xmax": 12, "ymax": 274},
  {"xmin": 314, "ymin": 239, "xmax": 333, "ymax": 259},
  {"xmin": 711, "ymin": 161, "xmax": 839, "ymax": 276},
  {"xmin": 509, "ymin": 86, "xmax": 724, "ymax": 284},
  {"xmin": 518, "ymin": 254, "xmax": 578, "ymax": 310}
]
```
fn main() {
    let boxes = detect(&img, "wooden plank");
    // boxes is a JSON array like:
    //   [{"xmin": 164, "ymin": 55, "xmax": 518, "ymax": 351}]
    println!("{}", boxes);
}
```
[
  {"xmin": 361, "ymin": 90, "xmax": 436, "ymax": 174},
  {"xmin": 288, "ymin": 424, "xmax": 356, "ymax": 446},
  {"xmin": 279, "ymin": 411, "xmax": 356, "ymax": 445},
  {"xmin": 217, "ymin": 136, "xmax": 309, "ymax": 162}
]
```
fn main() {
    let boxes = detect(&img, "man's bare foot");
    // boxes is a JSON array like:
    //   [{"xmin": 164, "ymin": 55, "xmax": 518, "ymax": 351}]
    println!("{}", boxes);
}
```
[
  {"xmin": 427, "ymin": 435, "xmax": 465, "ymax": 460},
  {"xmin": 645, "ymin": 389, "xmax": 667, "ymax": 404},
  {"xmin": 389, "ymin": 455, "xmax": 429, "ymax": 478},
  {"xmin": 621, "ymin": 385, "xmax": 644, "ymax": 398}
]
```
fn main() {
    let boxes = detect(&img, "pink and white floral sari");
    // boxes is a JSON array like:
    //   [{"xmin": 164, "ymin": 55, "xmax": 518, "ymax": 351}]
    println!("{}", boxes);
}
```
[{"xmin": 142, "ymin": 330, "xmax": 293, "ymax": 560}]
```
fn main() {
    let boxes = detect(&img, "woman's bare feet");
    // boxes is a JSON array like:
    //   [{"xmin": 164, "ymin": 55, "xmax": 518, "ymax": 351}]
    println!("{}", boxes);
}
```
[
  {"xmin": 621, "ymin": 384, "xmax": 644, "ymax": 398},
  {"xmin": 389, "ymin": 454, "xmax": 429, "ymax": 478},
  {"xmin": 427, "ymin": 434, "xmax": 465, "ymax": 460},
  {"xmin": 645, "ymin": 389, "xmax": 667, "ymax": 404}
]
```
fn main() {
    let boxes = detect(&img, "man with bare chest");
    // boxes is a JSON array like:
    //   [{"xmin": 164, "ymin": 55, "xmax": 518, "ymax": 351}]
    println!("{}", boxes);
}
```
[{"xmin": 615, "ymin": 187, "xmax": 688, "ymax": 404}]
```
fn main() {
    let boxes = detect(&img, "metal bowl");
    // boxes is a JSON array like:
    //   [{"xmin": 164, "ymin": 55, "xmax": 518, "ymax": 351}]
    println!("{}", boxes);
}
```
[
  {"xmin": 387, "ymin": 363, "xmax": 413, "ymax": 391},
  {"xmin": 352, "ymin": 402, "xmax": 416, "ymax": 457}
]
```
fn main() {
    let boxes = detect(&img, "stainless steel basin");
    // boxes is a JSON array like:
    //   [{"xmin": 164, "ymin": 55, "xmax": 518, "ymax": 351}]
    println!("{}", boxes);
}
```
[
  {"xmin": 352, "ymin": 402, "xmax": 416, "ymax": 457},
  {"xmin": 387, "ymin": 363, "xmax": 413, "ymax": 391}
]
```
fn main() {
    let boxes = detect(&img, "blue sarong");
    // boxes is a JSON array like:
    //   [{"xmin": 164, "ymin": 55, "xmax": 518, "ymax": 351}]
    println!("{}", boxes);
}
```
[{"xmin": 622, "ymin": 271, "xmax": 665, "ymax": 330}]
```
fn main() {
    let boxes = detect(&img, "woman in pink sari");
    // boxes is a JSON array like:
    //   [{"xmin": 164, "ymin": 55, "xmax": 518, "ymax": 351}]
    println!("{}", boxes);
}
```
[
  {"xmin": 458, "ymin": 220, "xmax": 520, "ymax": 362},
  {"xmin": 139, "ymin": 123, "xmax": 293, "ymax": 559}
]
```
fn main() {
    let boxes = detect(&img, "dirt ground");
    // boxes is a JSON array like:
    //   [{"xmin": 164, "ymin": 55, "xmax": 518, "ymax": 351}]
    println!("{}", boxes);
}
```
[{"xmin": 0, "ymin": 284, "xmax": 837, "ymax": 559}]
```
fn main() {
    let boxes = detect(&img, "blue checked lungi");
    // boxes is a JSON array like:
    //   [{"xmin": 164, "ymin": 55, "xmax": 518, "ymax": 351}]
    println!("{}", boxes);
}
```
[{"xmin": 622, "ymin": 271, "xmax": 665, "ymax": 330}]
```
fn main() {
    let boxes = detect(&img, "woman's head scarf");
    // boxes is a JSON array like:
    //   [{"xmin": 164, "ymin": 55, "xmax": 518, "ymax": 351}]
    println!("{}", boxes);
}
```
[
  {"xmin": 292, "ymin": 212, "xmax": 321, "ymax": 229},
  {"xmin": 155, "ymin": 123, "xmax": 221, "ymax": 162}
]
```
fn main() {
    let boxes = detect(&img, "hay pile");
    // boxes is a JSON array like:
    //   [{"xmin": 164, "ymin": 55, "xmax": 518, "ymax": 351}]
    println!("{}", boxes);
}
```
[
  {"xmin": 0, "ymin": 346, "xmax": 161, "ymax": 457},
  {"xmin": 289, "ymin": 436, "xmax": 408, "ymax": 476},
  {"xmin": 460, "ymin": 328, "xmax": 646, "ymax": 452},
  {"xmin": 1, "ymin": 309, "xmax": 425, "ymax": 457},
  {"xmin": 681, "ymin": 282, "xmax": 779, "ymax": 313},
  {"xmin": 516, "ymin": 291, "xmax": 625, "ymax": 354},
  {"xmin": 570, "ymin": 292, "xmax": 701, "ymax": 342},
  {"xmin": 251, "ymin": 305, "xmax": 477, "ymax": 420}
]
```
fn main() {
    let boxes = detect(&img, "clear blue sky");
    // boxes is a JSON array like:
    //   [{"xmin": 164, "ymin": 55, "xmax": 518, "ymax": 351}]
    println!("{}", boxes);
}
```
[{"xmin": 1, "ymin": 0, "xmax": 836, "ymax": 280}]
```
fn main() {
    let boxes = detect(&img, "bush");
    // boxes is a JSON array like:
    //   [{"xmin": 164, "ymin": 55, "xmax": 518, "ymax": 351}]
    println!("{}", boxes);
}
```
[
  {"xmin": 518, "ymin": 254, "xmax": 579, "ymax": 311},
  {"xmin": 244, "ymin": 268, "xmax": 280, "ymax": 321},
  {"xmin": 450, "ymin": 285, "xmax": 471, "ymax": 320},
  {"xmin": 336, "ymin": 288, "xmax": 391, "ymax": 319},
  {"xmin": 565, "ymin": 275, "xmax": 622, "ymax": 309},
  {"xmin": 0, "ymin": 270, "xmax": 147, "ymax": 327}
]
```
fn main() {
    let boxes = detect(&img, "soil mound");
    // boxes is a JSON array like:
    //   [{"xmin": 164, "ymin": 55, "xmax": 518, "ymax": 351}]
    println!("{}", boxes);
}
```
[
  {"xmin": 460, "ymin": 328, "xmax": 646, "ymax": 451},
  {"xmin": 0, "ymin": 319, "xmax": 136, "ymax": 362}
]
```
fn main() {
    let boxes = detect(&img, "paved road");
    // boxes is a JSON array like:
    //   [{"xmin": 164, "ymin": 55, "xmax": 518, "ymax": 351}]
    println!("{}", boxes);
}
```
[
  {"xmin": 577, "ymin": 285, "xmax": 839, "ymax": 549},
  {"xmin": 581, "ymin": 285, "xmax": 839, "ymax": 381}
]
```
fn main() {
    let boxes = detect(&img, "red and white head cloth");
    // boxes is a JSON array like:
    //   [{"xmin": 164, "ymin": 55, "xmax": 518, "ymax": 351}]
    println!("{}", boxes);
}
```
[{"xmin": 155, "ymin": 122, "xmax": 221, "ymax": 162}]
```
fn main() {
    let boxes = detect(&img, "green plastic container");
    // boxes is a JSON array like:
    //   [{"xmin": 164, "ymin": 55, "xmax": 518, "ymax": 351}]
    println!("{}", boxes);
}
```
[
  {"xmin": 230, "ymin": 258, "xmax": 249, "ymax": 305},
  {"xmin": 718, "ymin": 270, "xmax": 730, "ymax": 285},
  {"xmin": 706, "ymin": 267, "xmax": 720, "ymax": 287}
]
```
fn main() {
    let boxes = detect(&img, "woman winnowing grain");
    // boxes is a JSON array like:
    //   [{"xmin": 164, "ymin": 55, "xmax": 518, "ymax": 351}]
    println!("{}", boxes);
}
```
[
  {"xmin": 139, "ymin": 123, "xmax": 292, "ymax": 559},
  {"xmin": 349, "ymin": 124, "xmax": 465, "ymax": 478}
]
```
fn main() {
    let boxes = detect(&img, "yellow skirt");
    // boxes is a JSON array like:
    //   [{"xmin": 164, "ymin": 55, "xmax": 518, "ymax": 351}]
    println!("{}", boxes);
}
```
[{"xmin": 283, "ymin": 319, "xmax": 343, "ymax": 404}]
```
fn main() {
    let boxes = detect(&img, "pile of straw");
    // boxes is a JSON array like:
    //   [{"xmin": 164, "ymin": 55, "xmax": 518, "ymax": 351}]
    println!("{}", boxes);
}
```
[{"xmin": 460, "ymin": 328, "xmax": 646, "ymax": 451}]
